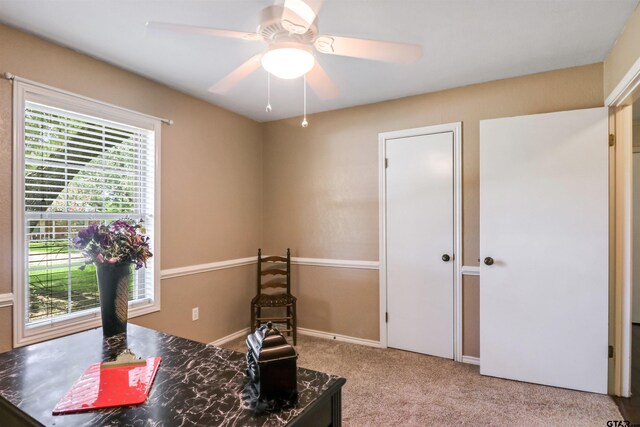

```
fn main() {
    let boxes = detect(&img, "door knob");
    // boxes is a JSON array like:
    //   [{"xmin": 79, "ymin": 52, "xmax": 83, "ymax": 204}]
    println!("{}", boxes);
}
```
[
  {"xmin": 442, "ymin": 254, "xmax": 451, "ymax": 262},
  {"xmin": 484, "ymin": 257, "xmax": 494, "ymax": 266}
]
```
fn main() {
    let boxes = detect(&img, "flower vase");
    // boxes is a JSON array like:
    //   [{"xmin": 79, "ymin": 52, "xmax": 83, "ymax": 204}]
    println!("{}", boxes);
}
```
[{"xmin": 96, "ymin": 263, "xmax": 130, "ymax": 337}]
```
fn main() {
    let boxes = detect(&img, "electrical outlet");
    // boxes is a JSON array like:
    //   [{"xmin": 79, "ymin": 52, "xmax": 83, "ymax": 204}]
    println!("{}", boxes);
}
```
[{"xmin": 192, "ymin": 307, "xmax": 199, "ymax": 321}]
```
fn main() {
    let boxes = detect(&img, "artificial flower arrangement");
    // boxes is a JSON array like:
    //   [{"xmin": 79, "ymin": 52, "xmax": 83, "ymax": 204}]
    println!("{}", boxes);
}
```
[{"xmin": 73, "ymin": 218, "xmax": 153, "ymax": 270}]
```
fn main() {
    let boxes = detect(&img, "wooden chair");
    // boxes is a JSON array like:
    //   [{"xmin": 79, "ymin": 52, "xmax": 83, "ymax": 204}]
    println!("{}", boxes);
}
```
[{"xmin": 250, "ymin": 248, "xmax": 297, "ymax": 345}]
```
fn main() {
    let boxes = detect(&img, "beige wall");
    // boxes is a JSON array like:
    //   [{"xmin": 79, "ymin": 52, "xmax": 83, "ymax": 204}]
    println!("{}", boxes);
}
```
[
  {"xmin": 634, "ymin": 122, "xmax": 640, "ymax": 147},
  {"xmin": 0, "ymin": 308, "xmax": 11, "ymax": 353},
  {"xmin": 132, "ymin": 266, "xmax": 255, "ymax": 344},
  {"xmin": 0, "ymin": 24, "xmax": 263, "ymax": 349},
  {"xmin": 291, "ymin": 265, "xmax": 379, "ymax": 341},
  {"xmin": 0, "ymin": 21, "xmax": 611, "ymax": 358},
  {"xmin": 462, "ymin": 276, "xmax": 480, "ymax": 357},
  {"xmin": 604, "ymin": 4, "xmax": 640, "ymax": 99},
  {"xmin": 262, "ymin": 64, "xmax": 604, "ymax": 356}
]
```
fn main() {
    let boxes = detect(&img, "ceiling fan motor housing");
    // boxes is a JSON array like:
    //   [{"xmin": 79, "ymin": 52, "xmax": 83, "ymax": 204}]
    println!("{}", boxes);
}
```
[{"xmin": 258, "ymin": 5, "xmax": 317, "ymax": 44}]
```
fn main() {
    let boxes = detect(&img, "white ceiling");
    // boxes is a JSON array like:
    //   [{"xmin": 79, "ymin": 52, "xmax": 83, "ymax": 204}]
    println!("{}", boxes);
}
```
[{"xmin": 0, "ymin": 0, "xmax": 637, "ymax": 122}]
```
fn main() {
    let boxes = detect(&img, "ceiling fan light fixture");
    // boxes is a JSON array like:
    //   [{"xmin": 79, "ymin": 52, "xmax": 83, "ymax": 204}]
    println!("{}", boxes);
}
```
[{"xmin": 261, "ymin": 43, "xmax": 315, "ymax": 79}]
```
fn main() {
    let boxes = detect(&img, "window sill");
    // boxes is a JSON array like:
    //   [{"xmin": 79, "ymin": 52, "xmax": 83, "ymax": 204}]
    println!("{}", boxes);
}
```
[{"xmin": 14, "ymin": 300, "xmax": 160, "ymax": 348}]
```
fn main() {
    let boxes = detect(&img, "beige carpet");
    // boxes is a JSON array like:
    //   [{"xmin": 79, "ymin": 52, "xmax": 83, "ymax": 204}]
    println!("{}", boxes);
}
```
[{"xmin": 223, "ymin": 335, "xmax": 622, "ymax": 426}]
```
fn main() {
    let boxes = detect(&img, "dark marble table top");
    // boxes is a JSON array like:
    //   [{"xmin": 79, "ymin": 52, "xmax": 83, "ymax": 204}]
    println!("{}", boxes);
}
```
[{"xmin": 0, "ymin": 324, "xmax": 345, "ymax": 426}]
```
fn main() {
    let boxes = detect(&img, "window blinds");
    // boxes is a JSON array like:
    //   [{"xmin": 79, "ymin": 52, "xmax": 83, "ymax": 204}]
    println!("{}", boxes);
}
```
[{"xmin": 23, "ymin": 101, "xmax": 156, "ymax": 325}]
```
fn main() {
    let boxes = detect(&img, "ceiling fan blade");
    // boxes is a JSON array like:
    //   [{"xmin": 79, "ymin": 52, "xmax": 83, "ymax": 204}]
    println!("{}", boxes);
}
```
[
  {"xmin": 146, "ymin": 21, "xmax": 261, "ymax": 41},
  {"xmin": 314, "ymin": 35, "xmax": 422, "ymax": 63},
  {"xmin": 281, "ymin": 0, "xmax": 323, "ymax": 34},
  {"xmin": 305, "ymin": 62, "xmax": 339, "ymax": 100},
  {"xmin": 208, "ymin": 54, "xmax": 263, "ymax": 94}
]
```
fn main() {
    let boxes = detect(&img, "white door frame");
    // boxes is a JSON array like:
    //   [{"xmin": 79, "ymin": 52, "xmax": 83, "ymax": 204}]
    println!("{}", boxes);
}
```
[
  {"xmin": 378, "ymin": 122, "xmax": 463, "ymax": 361},
  {"xmin": 606, "ymin": 55, "xmax": 640, "ymax": 397}
]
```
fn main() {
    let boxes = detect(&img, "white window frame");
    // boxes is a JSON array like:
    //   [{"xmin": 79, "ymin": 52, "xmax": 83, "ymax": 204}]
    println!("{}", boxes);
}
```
[{"xmin": 12, "ymin": 80, "xmax": 161, "ymax": 347}]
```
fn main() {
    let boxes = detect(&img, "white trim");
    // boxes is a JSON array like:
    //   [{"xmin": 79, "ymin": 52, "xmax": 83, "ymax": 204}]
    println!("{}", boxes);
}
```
[
  {"xmin": 291, "ymin": 257, "xmax": 379, "ymax": 269},
  {"xmin": 606, "ymin": 51, "xmax": 640, "ymax": 396},
  {"xmin": 461, "ymin": 266, "xmax": 480, "ymax": 276},
  {"xmin": 12, "ymin": 80, "xmax": 162, "ymax": 348},
  {"xmin": 12, "ymin": 75, "xmax": 22, "ymax": 348},
  {"xmin": 612, "ymin": 105, "xmax": 634, "ymax": 397},
  {"xmin": 14, "ymin": 301, "xmax": 159, "ymax": 347},
  {"xmin": 298, "ymin": 327, "xmax": 383, "ymax": 348},
  {"xmin": 605, "ymin": 56, "xmax": 640, "ymax": 107},
  {"xmin": 453, "ymin": 123, "xmax": 464, "ymax": 363},
  {"xmin": 160, "ymin": 256, "xmax": 380, "ymax": 280},
  {"xmin": 0, "ymin": 293, "xmax": 14, "ymax": 308},
  {"xmin": 209, "ymin": 327, "xmax": 251, "ymax": 347},
  {"xmin": 161, "ymin": 257, "xmax": 256, "ymax": 279},
  {"xmin": 378, "ymin": 122, "xmax": 463, "ymax": 362},
  {"xmin": 153, "ymin": 100, "xmax": 162, "ymax": 325},
  {"xmin": 206, "ymin": 326, "xmax": 382, "ymax": 349},
  {"xmin": 3, "ymin": 72, "xmax": 173, "ymax": 125},
  {"xmin": 379, "ymin": 130, "xmax": 387, "ymax": 351},
  {"xmin": 462, "ymin": 355, "xmax": 480, "ymax": 366}
]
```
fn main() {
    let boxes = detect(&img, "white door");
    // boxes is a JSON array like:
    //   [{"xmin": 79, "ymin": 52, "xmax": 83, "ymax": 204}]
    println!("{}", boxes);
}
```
[
  {"xmin": 386, "ymin": 131, "xmax": 454, "ymax": 358},
  {"xmin": 480, "ymin": 107, "xmax": 609, "ymax": 394},
  {"xmin": 633, "ymin": 152, "xmax": 640, "ymax": 324}
]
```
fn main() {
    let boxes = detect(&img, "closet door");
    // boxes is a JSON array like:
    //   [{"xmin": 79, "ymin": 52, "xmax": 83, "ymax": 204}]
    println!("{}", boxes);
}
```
[
  {"xmin": 633, "ymin": 151, "xmax": 640, "ymax": 324},
  {"xmin": 386, "ymin": 131, "xmax": 454, "ymax": 358},
  {"xmin": 480, "ymin": 107, "xmax": 608, "ymax": 393}
]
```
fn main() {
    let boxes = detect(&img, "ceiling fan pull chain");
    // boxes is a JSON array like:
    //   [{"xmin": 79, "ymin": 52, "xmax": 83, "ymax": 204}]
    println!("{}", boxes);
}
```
[
  {"xmin": 301, "ymin": 74, "xmax": 309, "ymax": 128},
  {"xmin": 266, "ymin": 72, "xmax": 272, "ymax": 113}
]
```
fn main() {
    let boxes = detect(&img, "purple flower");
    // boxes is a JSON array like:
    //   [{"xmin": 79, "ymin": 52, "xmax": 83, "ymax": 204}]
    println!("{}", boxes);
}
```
[
  {"xmin": 72, "ymin": 218, "xmax": 152, "ymax": 271},
  {"xmin": 74, "ymin": 223, "xmax": 100, "ymax": 248},
  {"xmin": 86, "ymin": 223, "xmax": 98, "ymax": 236},
  {"xmin": 98, "ymin": 233, "xmax": 111, "ymax": 248}
]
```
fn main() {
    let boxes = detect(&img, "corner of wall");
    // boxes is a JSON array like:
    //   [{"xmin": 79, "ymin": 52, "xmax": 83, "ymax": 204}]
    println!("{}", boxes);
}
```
[{"xmin": 603, "ymin": 4, "xmax": 640, "ymax": 100}]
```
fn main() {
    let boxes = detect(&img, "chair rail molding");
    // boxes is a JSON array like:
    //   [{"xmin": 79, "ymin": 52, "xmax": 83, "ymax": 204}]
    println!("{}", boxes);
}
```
[
  {"xmin": 0, "ymin": 293, "xmax": 14, "ymax": 308},
  {"xmin": 161, "ymin": 257, "xmax": 256, "ymax": 279},
  {"xmin": 161, "ymin": 256, "xmax": 380, "ymax": 279},
  {"xmin": 291, "ymin": 257, "xmax": 379, "ymax": 270},
  {"xmin": 461, "ymin": 266, "xmax": 480, "ymax": 276}
]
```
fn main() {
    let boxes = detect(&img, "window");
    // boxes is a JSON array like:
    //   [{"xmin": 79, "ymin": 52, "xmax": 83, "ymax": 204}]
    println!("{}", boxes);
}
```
[{"xmin": 13, "ymin": 81, "xmax": 161, "ymax": 346}]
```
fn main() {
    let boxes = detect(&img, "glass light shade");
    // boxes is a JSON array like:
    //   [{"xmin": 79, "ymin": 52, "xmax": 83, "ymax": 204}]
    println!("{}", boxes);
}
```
[{"xmin": 261, "ymin": 46, "xmax": 315, "ymax": 79}]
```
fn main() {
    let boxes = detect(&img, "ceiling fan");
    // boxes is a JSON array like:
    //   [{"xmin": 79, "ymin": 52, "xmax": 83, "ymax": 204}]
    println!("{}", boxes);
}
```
[{"xmin": 146, "ymin": 0, "xmax": 423, "ymax": 100}]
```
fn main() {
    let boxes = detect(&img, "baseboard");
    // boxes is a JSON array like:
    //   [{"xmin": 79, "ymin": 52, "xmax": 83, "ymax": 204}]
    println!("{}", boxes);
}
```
[
  {"xmin": 209, "ymin": 327, "xmax": 250, "ymax": 347},
  {"xmin": 297, "ymin": 327, "xmax": 382, "ymax": 348},
  {"xmin": 209, "ymin": 326, "xmax": 382, "ymax": 349},
  {"xmin": 462, "ymin": 355, "xmax": 480, "ymax": 365},
  {"xmin": 210, "ymin": 326, "xmax": 472, "ymax": 359}
]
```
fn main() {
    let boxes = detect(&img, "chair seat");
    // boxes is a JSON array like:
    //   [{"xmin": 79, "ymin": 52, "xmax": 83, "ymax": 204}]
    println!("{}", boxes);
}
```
[{"xmin": 252, "ymin": 293, "xmax": 297, "ymax": 307}]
